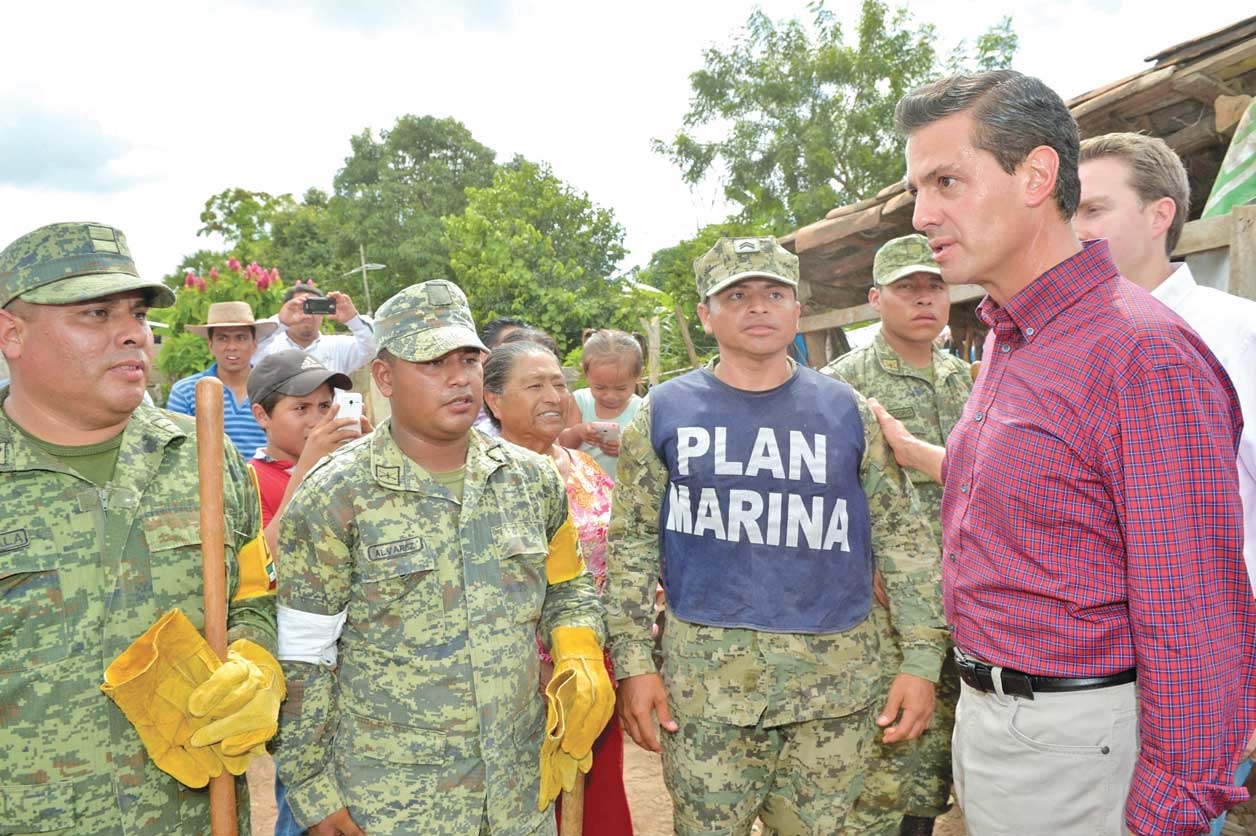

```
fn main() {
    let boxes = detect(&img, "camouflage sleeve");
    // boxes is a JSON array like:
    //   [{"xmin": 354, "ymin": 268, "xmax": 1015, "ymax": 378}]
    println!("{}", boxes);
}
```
[
  {"xmin": 854, "ymin": 392, "xmax": 947, "ymax": 682},
  {"xmin": 538, "ymin": 458, "xmax": 607, "ymax": 647},
  {"xmin": 604, "ymin": 398, "xmax": 665, "ymax": 679},
  {"xmin": 223, "ymin": 445, "xmax": 277, "ymax": 654},
  {"xmin": 273, "ymin": 467, "xmax": 356, "ymax": 825}
]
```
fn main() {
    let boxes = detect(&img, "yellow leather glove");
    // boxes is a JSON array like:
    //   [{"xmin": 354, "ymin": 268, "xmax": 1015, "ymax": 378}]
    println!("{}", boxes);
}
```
[
  {"xmin": 536, "ymin": 626, "xmax": 612, "ymax": 809},
  {"xmin": 101, "ymin": 609, "xmax": 225, "ymax": 788},
  {"xmin": 548, "ymin": 626, "xmax": 613, "ymax": 755},
  {"xmin": 187, "ymin": 639, "xmax": 286, "ymax": 766},
  {"xmin": 537, "ymin": 671, "xmax": 592, "ymax": 809}
]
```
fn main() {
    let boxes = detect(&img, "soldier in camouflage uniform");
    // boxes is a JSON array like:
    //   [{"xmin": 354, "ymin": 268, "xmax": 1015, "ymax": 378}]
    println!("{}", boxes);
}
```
[
  {"xmin": 0, "ymin": 222, "xmax": 277, "ymax": 835},
  {"xmin": 274, "ymin": 280, "xmax": 609, "ymax": 836},
  {"xmin": 606, "ymin": 237, "xmax": 947, "ymax": 836},
  {"xmin": 822, "ymin": 234, "xmax": 972, "ymax": 836}
]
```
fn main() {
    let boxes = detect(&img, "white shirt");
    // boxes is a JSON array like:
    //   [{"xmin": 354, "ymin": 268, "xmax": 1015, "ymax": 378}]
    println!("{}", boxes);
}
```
[
  {"xmin": 254, "ymin": 314, "xmax": 377, "ymax": 375},
  {"xmin": 1154, "ymin": 263, "xmax": 1256, "ymax": 588}
]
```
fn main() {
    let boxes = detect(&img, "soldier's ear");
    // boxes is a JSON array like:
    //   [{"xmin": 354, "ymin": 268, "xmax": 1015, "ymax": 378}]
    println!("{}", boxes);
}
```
[
  {"xmin": 0, "ymin": 307, "xmax": 26, "ymax": 361},
  {"xmin": 696, "ymin": 301, "xmax": 714, "ymax": 335},
  {"xmin": 371, "ymin": 356, "xmax": 394, "ymax": 398}
]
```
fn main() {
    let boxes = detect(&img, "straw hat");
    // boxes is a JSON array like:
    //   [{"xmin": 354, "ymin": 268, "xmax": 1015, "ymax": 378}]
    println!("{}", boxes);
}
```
[{"xmin": 185, "ymin": 301, "xmax": 278, "ymax": 340}]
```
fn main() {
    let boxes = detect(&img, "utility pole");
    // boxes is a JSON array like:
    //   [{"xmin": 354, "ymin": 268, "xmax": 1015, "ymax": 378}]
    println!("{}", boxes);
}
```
[{"xmin": 343, "ymin": 245, "xmax": 385, "ymax": 316}]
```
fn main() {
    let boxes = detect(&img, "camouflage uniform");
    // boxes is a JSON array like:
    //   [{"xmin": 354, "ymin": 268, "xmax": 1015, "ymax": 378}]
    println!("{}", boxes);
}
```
[
  {"xmin": 0, "ymin": 401, "xmax": 274, "ymax": 836},
  {"xmin": 606, "ymin": 355, "xmax": 946, "ymax": 836},
  {"xmin": 274, "ymin": 280, "xmax": 606, "ymax": 836},
  {"xmin": 823, "ymin": 328, "xmax": 972, "ymax": 832},
  {"xmin": 0, "ymin": 222, "xmax": 274, "ymax": 836}
]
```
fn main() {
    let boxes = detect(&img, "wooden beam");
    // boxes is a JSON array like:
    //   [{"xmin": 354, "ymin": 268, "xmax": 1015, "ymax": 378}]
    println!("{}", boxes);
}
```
[
  {"xmin": 1170, "ymin": 71, "xmax": 1238, "ymax": 106},
  {"xmin": 1071, "ymin": 66, "xmax": 1176, "ymax": 123},
  {"xmin": 1216, "ymin": 94, "xmax": 1254, "ymax": 134},
  {"xmin": 799, "ymin": 285, "xmax": 985, "ymax": 333},
  {"xmin": 1174, "ymin": 213, "xmax": 1234, "ymax": 255},
  {"xmin": 1162, "ymin": 118, "xmax": 1221, "ymax": 156},
  {"xmin": 1231, "ymin": 205, "xmax": 1256, "ymax": 302},
  {"xmin": 795, "ymin": 205, "xmax": 882, "ymax": 253}
]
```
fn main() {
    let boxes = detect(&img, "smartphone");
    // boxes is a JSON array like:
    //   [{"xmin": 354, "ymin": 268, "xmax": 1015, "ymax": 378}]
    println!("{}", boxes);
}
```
[
  {"xmin": 591, "ymin": 421, "xmax": 620, "ymax": 442},
  {"xmin": 334, "ymin": 390, "xmax": 364, "ymax": 434},
  {"xmin": 302, "ymin": 296, "xmax": 337, "ymax": 315}
]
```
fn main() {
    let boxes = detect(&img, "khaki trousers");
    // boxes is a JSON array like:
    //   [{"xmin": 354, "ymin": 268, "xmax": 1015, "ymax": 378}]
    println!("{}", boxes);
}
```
[{"xmin": 953, "ymin": 675, "xmax": 1138, "ymax": 836}]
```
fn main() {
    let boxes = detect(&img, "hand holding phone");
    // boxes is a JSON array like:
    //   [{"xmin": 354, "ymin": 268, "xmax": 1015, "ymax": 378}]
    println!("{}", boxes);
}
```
[
  {"xmin": 590, "ymin": 421, "xmax": 620, "ymax": 442},
  {"xmin": 302, "ymin": 296, "xmax": 337, "ymax": 315},
  {"xmin": 334, "ymin": 390, "xmax": 364, "ymax": 435}
]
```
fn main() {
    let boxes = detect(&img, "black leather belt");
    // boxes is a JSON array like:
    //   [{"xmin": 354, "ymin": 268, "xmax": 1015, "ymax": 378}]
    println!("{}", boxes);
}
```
[{"xmin": 954, "ymin": 649, "xmax": 1136, "ymax": 701}]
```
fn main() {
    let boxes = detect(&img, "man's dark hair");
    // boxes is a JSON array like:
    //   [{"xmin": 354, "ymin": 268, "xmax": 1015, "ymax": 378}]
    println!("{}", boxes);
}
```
[
  {"xmin": 482, "ymin": 341, "xmax": 556, "ymax": 429},
  {"xmin": 283, "ymin": 282, "xmax": 320, "ymax": 304},
  {"xmin": 895, "ymin": 69, "xmax": 1081, "ymax": 219},
  {"xmin": 498, "ymin": 326, "xmax": 560, "ymax": 359},
  {"xmin": 481, "ymin": 316, "xmax": 529, "ymax": 349}
]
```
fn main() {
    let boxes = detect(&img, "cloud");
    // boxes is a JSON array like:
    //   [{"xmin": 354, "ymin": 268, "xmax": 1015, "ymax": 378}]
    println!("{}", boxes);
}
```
[
  {"xmin": 0, "ymin": 103, "xmax": 138, "ymax": 193},
  {"xmin": 241, "ymin": 0, "xmax": 515, "ymax": 31}
]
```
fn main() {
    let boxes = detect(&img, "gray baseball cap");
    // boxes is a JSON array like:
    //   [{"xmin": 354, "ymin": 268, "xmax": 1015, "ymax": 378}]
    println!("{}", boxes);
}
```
[
  {"xmin": 374, "ymin": 280, "xmax": 487, "ymax": 363},
  {"xmin": 873, "ymin": 234, "xmax": 941, "ymax": 286},
  {"xmin": 0, "ymin": 222, "xmax": 175, "ymax": 308},
  {"xmin": 693, "ymin": 237, "xmax": 799, "ymax": 299},
  {"xmin": 248, "ymin": 349, "xmax": 352, "ymax": 405}
]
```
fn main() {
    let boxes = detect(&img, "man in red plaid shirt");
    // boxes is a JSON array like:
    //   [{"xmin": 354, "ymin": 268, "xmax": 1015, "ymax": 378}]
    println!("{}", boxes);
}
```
[{"xmin": 881, "ymin": 69, "xmax": 1256, "ymax": 836}]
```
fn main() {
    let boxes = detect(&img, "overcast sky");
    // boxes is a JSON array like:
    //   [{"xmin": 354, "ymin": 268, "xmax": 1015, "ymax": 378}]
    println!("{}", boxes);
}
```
[{"xmin": 0, "ymin": 0, "xmax": 1244, "ymax": 283}]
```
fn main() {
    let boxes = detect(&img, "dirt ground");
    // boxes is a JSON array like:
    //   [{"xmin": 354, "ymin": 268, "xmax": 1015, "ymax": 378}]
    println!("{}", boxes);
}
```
[{"xmin": 249, "ymin": 746, "xmax": 1256, "ymax": 835}]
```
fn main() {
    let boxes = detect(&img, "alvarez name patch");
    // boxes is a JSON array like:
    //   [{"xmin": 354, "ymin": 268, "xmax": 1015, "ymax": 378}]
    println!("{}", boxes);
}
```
[{"xmin": 367, "ymin": 537, "xmax": 423, "ymax": 561}]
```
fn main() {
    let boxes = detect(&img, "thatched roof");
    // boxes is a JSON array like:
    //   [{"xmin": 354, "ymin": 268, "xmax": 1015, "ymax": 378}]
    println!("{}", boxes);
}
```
[{"xmin": 782, "ymin": 15, "xmax": 1256, "ymax": 318}]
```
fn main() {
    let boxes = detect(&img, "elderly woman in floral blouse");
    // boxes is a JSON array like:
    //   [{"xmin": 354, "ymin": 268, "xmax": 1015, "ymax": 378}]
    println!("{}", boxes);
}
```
[{"xmin": 483, "ymin": 340, "xmax": 632, "ymax": 836}]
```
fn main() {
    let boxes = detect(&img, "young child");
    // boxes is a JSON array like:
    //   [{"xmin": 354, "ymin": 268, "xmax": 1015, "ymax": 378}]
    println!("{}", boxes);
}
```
[
  {"xmin": 245, "ymin": 349, "xmax": 365, "ymax": 836},
  {"xmin": 559, "ymin": 329, "xmax": 643, "ymax": 478}
]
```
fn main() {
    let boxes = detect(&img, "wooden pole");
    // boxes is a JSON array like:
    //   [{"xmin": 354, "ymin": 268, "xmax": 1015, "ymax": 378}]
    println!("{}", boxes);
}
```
[
  {"xmin": 559, "ymin": 778, "xmax": 586, "ymax": 836},
  {"xmin": 673, "ymin": 306, "xmax": 699, "ymax": 369},
  {"xmin": 196, "ymin": 377, "xmax": 238, "ymax": 836}
]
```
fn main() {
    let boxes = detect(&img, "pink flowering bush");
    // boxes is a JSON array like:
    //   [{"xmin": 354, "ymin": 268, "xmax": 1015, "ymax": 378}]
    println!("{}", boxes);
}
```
[{"xmin": 150, "ymin": 257, "xmax": 295, "ymax": 402}]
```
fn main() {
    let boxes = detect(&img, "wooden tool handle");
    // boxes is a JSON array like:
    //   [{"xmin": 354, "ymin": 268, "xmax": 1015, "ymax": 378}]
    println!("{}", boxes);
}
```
[
  {"xmin": 559, "ymin": 777, "xmax": 585, "ymax": 836},
  {"xmin": 196, "ymin": 377, "xmax": 238, "ymax": 836}
]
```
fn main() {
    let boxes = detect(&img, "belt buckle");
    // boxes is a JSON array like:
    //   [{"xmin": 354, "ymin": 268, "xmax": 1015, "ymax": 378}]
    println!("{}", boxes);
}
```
[{"xmin": 958, "ymin": 654, "xmax": 1035, "ymax": 700}]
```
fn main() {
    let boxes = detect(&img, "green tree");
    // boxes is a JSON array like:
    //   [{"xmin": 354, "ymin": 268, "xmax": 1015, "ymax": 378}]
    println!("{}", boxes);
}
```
[
  {"xmin": 197, "ymin": 188, "xmax": 298, "ymax": 267},
  {"xmin": 442, "ymin": 157, "xmax": 634, "ymax": 353},
  {"xmin": 654, "ymin": 0, "xmax": 1017, "ymax": 230},
  {"xmin": 327, "ymin": 115, "xmax": 497, "ymax": 304}
]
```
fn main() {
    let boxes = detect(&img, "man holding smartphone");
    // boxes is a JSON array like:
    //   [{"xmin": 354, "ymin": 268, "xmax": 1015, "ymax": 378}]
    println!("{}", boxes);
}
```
[{"xmin": 255, "ymin": 282, "xmax": 378, "ymax": 375}]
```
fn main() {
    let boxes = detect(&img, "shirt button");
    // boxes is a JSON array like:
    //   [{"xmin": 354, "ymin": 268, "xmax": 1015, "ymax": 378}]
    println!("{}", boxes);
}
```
[
  {"xmin": 1001, "ymin": 344, "xmax": 1011, "ymax": 353},
  {"xmin": 948, "ymin": 553, "xmax": 957, "ymax": 562},
  {"xmin": 974, "ymin": 411, "xmax": 984, "ymax": 422},
  {"xmin": 960, "ymin": 483, "xmax": 969, "ymax": 493},
  {"xmin": 1025, "ymin": 327, "xmax": 1036, "ymax": 337}
]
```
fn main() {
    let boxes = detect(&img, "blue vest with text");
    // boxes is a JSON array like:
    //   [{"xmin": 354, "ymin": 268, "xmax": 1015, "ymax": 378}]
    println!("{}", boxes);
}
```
[{"xmin": 650, "ymin": 366, "xmax": 873, "ymax": 633}]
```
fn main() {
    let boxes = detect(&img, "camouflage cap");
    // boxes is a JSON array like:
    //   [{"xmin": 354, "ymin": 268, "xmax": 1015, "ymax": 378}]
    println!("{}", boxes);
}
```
[
  {"xmin": 693, "ymin": 237, "xmax": 799, "ymax": 299},
  {"xmin": 374, "ymin": 280, "xmax": 487, "ymax": 362},
  {"xmin": 0, "ymin": 222, "xmax": 175, "ymax": 309},
  {"xmin": 873, "ymin": 234, "xmax": 941, "ymax": 286}
]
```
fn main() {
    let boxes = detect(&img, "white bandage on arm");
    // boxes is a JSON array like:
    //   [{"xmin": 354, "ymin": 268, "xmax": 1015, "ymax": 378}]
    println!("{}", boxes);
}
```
[{"xmin": 277, "ymin": 605, "xmax": 348, "ymax": 667}]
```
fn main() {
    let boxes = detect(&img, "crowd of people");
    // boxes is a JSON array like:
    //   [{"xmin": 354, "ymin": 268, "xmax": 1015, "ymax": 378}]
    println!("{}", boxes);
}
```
[{"xmin": 0, "ymin": 67, "xmax": 1254, "ymax": 836}]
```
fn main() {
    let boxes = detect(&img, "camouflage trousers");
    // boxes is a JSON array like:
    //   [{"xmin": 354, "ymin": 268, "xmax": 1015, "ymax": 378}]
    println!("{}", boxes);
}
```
[
  {"xmin": 845, "ymin": 607, "xmax": 959, "ymax": 836},
  {"xmin": 662, "ymin": 705, "xmax": 878, "ymax": 836}
]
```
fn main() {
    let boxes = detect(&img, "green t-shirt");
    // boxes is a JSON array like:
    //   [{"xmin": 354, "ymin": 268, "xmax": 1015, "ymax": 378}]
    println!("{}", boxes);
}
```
[
  {"xmin": 428, "ymin": 464, "xmax": 466, "ymax": 504},
  {"xmin": 15, "ymin": 423, "xmax": 124, "ymax": 486}
]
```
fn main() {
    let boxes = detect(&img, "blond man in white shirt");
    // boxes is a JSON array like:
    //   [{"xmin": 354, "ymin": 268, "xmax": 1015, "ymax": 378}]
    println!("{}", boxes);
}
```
[{"xmin": 1076, "ymin": 132, "xmax": 1256, "ymax": 836}]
